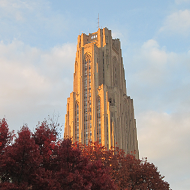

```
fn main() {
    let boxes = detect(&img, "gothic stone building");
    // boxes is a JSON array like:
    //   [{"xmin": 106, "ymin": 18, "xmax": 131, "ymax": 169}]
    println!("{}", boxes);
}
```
[{"xmin": 64, "ymin": 27, "xmax": 139, "ymax": 159}]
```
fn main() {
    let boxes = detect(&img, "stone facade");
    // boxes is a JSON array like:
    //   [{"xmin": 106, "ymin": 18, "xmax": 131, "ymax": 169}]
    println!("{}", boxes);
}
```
[{"xmin": 64, "ymin": 27, "xmax": 139, "ymax": 159}]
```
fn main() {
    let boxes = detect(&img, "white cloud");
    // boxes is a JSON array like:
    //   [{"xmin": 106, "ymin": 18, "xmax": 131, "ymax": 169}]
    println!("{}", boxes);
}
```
[
  {"xmin": 0, "ymin": 40, "xmax": 75, "ymax": 131},
  {"xmin": 159, "ymin": 10, "xmax": 190, "ymax": 36},
  {"xmin": 141, "ymin": 39, "xmax": 167, "ymax": 67},
  {"xmin": 0, "ymin": 1, "xmax": 47, "ymax": 23},
  {"xmin": 0, "ymin": 0, "xmax": 69, "ymax": 43},
  {"xmin": 112, "ymin": 30, "xmax": 123, "ymax": 39},
  {"xmin": 175, "ymin": 0, "xmax": 190, "ymax": 4},
  {"xmin": 138, "ymin": 111, "xmax": 190, "ymax": 160},
  {"xmin": 124, "ymin": 39, "xmax": 190, "ymax": 189},
  {"xmin": 125, "ymin": 39, "xmax": 190, "ymax": 109},
  {"xmin": 127, "ymin": 39, "xmax": 168, "ymax": 87},
  {"xmin": 137, "ymin": 110, "xmax": 190, "ymax": 189},
  {"xmin": 0, "ymin": 0, "xmax": 33, "ymax": 21}
]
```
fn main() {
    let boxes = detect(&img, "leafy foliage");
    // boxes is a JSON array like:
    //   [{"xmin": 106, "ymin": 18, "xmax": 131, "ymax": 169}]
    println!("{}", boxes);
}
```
[
  {"xmin": 0, "ymin": 118, "xmax": 170, "ymax": 190},
  {"xmin": 0, "ymin": 119, "xmax": 13, "ymax": 152},
  {"xmin": 81, "ymin": 142, "xmax": 170, "ymax": 190}
]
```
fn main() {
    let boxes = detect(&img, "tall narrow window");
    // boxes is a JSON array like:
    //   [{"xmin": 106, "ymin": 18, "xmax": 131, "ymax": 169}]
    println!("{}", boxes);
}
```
[
  {"xmin": 75, "ymin": 103, "xmax": 79, "ymax": 141},
  {"xmin": 84, "ymin": 55, "xmax": 91, "ymax": 145},
  {"xmin": 97, "ymin": 97, "xmax": 101, "ymax": 144}
]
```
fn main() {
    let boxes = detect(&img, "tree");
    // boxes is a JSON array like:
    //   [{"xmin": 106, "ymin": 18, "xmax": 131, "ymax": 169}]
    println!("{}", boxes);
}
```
[
  {"xmin": 0, "ymin": 126, "xmax": 42, "ymax": 188},
  {"xmin": 0, "ymin": 119, "xmax": 116, "ymax": 190},
  {"xmin": 0, "ymin": 119, "xmax": 13, "ymax": 153},
  {"xmin": 0, "ymin": 119, "xmax": 170, "ymax": 189},
  {"xmin": 32, "ymin": 120, "xmax": 58, "ymax": 170},
  {"xmin": 80, "ymin": 142, "xmax": 170, "ymax": 190},
  {"xmin": 50, "ymin": 139, "xmax": 116, "ymax": 190}
]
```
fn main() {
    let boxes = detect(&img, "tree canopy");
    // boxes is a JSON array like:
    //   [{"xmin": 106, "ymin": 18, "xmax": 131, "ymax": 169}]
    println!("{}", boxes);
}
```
[{"xmin": 0, "ymin": 118, "xmax": 170, "ymax": 190}]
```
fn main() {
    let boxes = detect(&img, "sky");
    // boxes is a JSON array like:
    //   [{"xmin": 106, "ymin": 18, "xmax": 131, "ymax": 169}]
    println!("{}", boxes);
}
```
[{"xmin": 0, "ymin": 0, "xmax": 190, "ymax": 189}]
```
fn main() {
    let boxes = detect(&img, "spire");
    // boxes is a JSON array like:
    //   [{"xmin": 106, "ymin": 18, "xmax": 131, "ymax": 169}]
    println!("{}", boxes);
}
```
[{"xmin": 97, "ymin": 13, "xmax": 99, "ymax": 29}]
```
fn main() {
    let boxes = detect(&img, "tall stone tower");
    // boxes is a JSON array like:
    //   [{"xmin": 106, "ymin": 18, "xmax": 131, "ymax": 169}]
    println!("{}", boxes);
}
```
[{"xmin": 64, "ymin": 27, "xmax": 139, "ymax": 159}]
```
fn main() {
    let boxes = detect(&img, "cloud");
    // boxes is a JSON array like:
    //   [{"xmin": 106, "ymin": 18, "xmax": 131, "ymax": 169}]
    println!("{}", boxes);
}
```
[
  {"xmin": 124, "ymin": 38, "xmax": 190, "ymax": 189},
  {"xmin": 138, "ymin": 111, "xmax": 190, "ymax": 160},
  {"xmin": 0, "ymin": 40, "xmax": 75, "ymax": 131},
  {"xmin": 112, "ymin": 30, "xmax": 123, "ymax": 39},
  {"xmin": 0, "ymin": 0, "xmax": 37, "ymax": 21},
  {"xmin": 0, "ymin": 0, "xmax": 70, "ymax": 47},
  {"xmin": 159, "ymin": 10, "xmax": 190, "ymax": 36},
  {"xmin": 125, "ymin": 39, "xmax": 190, "ymax": 114},
  {"xmin": 126, "ymin": 39, "xmax": 168, "ymax": 88},
  {"xmin": 175, "ymin": 0, "xmax": 190, "ymax": 4},
  {"xmin": 137, "ymin": 110, "xmax": 190, "ymax": 189}
]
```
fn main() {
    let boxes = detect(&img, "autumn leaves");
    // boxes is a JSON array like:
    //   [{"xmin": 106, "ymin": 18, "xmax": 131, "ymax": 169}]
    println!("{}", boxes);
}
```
[{"xmin": 0, "ymin": 118, "xmax": 170, "ymax": 190}]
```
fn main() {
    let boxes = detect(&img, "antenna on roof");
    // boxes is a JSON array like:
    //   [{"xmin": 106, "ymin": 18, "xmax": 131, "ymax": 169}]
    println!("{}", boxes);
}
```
[{"xmin": 97, "ymin": 13, "xmax": 99, "ymax": 29}]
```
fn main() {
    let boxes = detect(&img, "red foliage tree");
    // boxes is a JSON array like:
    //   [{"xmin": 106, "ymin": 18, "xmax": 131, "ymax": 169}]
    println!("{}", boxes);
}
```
[
  {"xmin": 0, "ymin": 126, "xmax": 42, "ymax": 188},
  {"xmin": 0, "ymin": 119, "xmax": 115, "ymax": 190},
  {"xmin": 0, "ymin": 119, "xmax": 170, "ymax": 190},
  {"xmin": 81, "ymin": 142, "xmax": 170, "ymax": 190},
  {"xmin": 32, "ymin": 120, "xmax": 58, "ymax": 170},
  {"xmin": 49, "ymin": 139, "xmax": 116, "ymax": 190},
  {"xmin": 0, "ymin": 119, "xmax": 13, "ymax": 153}
]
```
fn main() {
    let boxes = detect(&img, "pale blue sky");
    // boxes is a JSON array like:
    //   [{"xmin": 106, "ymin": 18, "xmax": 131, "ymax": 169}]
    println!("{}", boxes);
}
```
[{"xmin": 0, "ymin": 0, "xmax": 190, "ymax": 189}]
